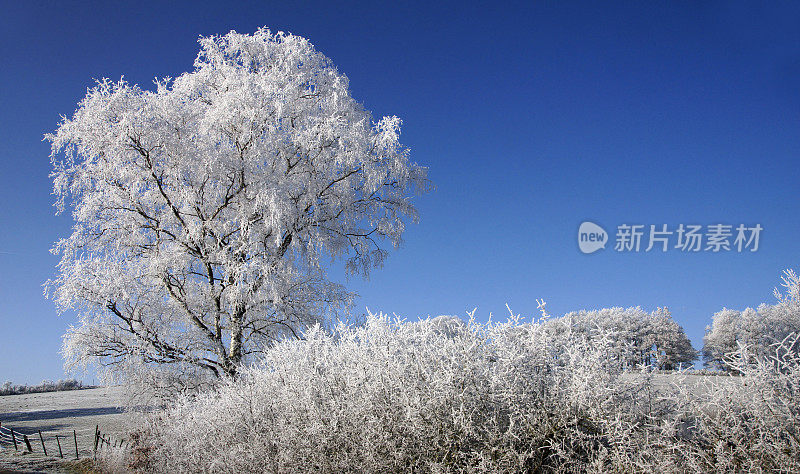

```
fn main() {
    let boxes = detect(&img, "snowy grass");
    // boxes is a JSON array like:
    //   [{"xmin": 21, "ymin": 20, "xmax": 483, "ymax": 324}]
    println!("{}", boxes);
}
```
[{"xmin": 0, "ymin": 386, "xmax": 131, "ymax": 472}]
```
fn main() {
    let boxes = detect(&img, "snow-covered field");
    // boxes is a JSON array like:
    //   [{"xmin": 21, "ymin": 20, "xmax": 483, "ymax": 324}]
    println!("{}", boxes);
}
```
[{"xmin": 0, "ymin": 386, "xmax": 130, "ymax": 472}]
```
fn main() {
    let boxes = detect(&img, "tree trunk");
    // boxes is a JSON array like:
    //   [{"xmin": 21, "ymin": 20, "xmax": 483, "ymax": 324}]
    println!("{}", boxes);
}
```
[{"xmin": 227, "ymin": 304, "xmax": 246, "ymax": 377}]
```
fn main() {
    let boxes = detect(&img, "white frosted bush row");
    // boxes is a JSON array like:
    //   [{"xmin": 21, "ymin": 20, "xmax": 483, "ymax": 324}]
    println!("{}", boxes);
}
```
[{"xmin": 127, "ymin": 312, "xmax": 800, "ymax": 473}]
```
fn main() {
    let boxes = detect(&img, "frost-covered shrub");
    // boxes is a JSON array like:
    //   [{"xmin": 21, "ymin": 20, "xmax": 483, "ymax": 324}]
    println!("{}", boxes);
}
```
[
  {"xmin": 131, "ymin": 311, "xmax": 800, "ymax": 473},
  {"xmin": 130, "ymin": 312, "xmax": 668, "ymax": 473},
  {"xmin": 97, "ymin": 444, "xmax": 132, "ymax": 473},
  {"xmin": 675, "ymin": 334, "xmax": 800, "ymax": 472}
]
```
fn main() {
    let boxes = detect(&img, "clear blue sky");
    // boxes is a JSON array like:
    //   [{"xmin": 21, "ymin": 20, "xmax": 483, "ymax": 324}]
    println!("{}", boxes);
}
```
[{"xmin": 1, "ymin": 1, "xmax": 799, "ymax": 384}]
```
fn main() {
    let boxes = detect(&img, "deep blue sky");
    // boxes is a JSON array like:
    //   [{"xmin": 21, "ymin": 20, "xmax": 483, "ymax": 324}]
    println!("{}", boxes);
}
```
[{"xmin": 1, "ymin": 1, "xmax": 799, "ymax": 384}]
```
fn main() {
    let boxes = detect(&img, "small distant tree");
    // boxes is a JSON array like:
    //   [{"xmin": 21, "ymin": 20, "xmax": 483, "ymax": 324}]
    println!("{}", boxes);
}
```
[
  {"xmin": 649, "ymin": 307, "xmax": 697, "ymax": 370},
  {"xmin": 46, "ymin": 28, "xmax": 429, "ymax": 386}
]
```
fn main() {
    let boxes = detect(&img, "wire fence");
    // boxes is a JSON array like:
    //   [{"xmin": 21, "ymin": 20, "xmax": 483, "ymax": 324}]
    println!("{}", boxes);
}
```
[{"xmin": 0, "ymin": 420, "xmax": 126, "ymax": 460}]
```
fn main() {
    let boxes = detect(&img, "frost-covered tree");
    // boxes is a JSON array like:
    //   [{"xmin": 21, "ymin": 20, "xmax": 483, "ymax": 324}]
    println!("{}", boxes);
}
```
[
  {"xmin": 45, "ymin": 28, "xmax": 429, "ymax": 385},
  {"xmin": 551, "ymin": 307, "xmax": 696, "ymax": 370},
  {"xmin": 703, "ymin": 268, "xmax": 800, "ymax": 371}
]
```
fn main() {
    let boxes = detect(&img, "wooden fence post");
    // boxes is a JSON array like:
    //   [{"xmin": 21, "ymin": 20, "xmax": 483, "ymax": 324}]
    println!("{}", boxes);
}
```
[
  {"xmin": 10, "ymin": 429, "xmax": 17, "ymax": 451},
  {"xmin": 23, "ymin": 434, "xmax": 32, "ymax": 452},
  {"xmin": 94, "ymin": 425, "xmax": 99, "ymax": 459},
  {"xmin": 56, "ymin": 435, "xmax": 63, "ymax": 458},
  {"xmin": 73, "ymin": 430, "xmax": 78, "ymax": 460},
  {"xmin": 38, "ymin": 430, "xmax": 47, "ymax": 456}
]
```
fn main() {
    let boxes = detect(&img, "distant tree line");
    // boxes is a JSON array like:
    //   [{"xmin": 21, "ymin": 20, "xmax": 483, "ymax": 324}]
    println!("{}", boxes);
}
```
[
  {"xmin": 540, "ymin": 306, "xmax": 698, "ymax": 370},
  {"xmin": 0, "ymin": 378, "xmax": 90, "ymax": 396},
  {"xmin": 420, "ymin": 306, "xmax": 700, "ymax": 371},
  {"xmin": 703, "ymin": 269, "xmax": 800, "ymax": 372}
]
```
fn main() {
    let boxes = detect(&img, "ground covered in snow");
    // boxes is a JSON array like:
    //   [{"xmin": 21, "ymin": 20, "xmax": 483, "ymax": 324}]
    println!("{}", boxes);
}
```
[{"xmin": 0, "ymin": 386, "xmax": 129, "ymax": 473}]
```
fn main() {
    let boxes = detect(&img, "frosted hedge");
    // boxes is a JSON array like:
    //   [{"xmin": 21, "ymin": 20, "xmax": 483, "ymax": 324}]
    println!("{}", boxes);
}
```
[{"xmin": 124, "ymin": 312, "xmax": 800, "ymax": 473}]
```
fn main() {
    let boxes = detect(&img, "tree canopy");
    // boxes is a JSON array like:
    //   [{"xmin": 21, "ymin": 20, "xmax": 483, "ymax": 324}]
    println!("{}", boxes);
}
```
[{"xmin": 46, "ymin": 28, "xmax": 429, "ymax": 385}]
